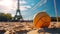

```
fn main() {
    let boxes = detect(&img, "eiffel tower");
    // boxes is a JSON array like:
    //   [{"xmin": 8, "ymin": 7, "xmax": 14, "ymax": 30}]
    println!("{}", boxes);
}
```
[{"xmin": 14, "ymin": 0, "xmax": 23, "ymax": 21}]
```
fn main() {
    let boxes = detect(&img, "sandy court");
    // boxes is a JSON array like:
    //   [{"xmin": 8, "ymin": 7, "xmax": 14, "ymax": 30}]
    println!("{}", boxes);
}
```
[{"xmin": 0, "ymin": 22, "xmax": 60, "ymax": 34}]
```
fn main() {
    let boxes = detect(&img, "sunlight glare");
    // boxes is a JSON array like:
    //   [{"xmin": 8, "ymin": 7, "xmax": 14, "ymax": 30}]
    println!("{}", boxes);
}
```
[{"xmin": 1, "ymin": 0, "xmax": 13, "ymax": 6}]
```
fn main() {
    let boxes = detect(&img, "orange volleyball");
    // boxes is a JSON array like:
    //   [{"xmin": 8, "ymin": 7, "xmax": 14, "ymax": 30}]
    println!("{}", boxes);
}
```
[{"xmin": 33, "ymin": 12, "xmax": 51, "ymax": 29}]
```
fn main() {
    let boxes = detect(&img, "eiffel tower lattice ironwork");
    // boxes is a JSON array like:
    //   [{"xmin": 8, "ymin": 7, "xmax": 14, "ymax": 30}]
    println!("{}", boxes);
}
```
[{"xmin": 14, "ymin": 0, "xmax": 23, "ymax": 21}]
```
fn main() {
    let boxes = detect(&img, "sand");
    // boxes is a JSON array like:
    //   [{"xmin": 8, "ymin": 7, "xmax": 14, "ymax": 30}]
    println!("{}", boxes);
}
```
[{"xmin": 0, "ymin": 22, "xmax": 60, "ymax": 34}]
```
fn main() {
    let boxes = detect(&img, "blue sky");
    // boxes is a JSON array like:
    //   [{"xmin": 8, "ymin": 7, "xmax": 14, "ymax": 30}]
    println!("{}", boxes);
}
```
[{"xmin": 0, "ymin": 0, "xmax": 60, "ymax": 20}]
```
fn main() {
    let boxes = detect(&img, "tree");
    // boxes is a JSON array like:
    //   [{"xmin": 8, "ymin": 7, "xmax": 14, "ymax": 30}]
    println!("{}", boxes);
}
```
[{"xmin": 0, "ymin": 13, "xmax": 12, "ymax": 22}]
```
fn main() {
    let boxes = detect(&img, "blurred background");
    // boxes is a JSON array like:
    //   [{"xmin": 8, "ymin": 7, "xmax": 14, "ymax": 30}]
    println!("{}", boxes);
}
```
[{"xmin": 0, "ymin": 0, "xmax": 60, "ymax": 22}]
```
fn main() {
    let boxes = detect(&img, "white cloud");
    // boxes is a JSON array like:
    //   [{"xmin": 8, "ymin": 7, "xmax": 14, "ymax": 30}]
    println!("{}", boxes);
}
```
[
  {"xmin": 20, "ymin": 6, "xmax": 31, "ymax": 11},
  {"xmin": 20, "ymin": 0, "xmax": 31, "ymax": 11},
  {"xmin": 0, "ymin": 0, "xmax": 13, "ymax": 7},
  {"xmin": 20, "ymin": 0, "xmax": 27, "ymax": 4},
  {"xmin": 26, "ymin": 6, "xmax": 31, "ymax": 8},
  {"xmin": 0, "ymin": 0, "xmax": 31, "ymax": 12},
  {"xmin": 0, "ymin": 0, "xmax": 32, "ymax": 19},
  {"xmin": 0, "ymin": 0, "xmax": 15, "ymax": 13}
]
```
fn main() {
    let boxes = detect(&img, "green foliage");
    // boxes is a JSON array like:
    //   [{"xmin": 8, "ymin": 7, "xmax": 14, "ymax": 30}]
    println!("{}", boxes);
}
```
[{"xmin": 0, "ymin": 13, "xmax": 12, "ymax": 21}]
